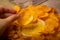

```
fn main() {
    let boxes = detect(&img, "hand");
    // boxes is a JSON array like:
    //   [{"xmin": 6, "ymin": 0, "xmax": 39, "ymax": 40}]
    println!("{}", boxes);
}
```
[{"xmin": 0, "ymin": 7, "xmax": 19, "ymax": 36}]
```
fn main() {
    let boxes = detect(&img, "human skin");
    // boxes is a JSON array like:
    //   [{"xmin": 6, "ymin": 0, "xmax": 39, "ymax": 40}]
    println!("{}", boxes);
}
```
[{"xmin": 0, "ymin": 7, "xmax": 19, "ymax": 37}]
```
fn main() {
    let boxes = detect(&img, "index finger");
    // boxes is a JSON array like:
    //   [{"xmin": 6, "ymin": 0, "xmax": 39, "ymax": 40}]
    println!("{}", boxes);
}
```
[{"xmin": 3, "ymin": 7, "xmax": 17, "ymax": 14}]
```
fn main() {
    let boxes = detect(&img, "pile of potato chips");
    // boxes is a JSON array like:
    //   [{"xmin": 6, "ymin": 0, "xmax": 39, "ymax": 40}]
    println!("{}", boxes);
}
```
[{"xmin": 6, "ymin": 5, "xmax": 60, "ymax": 40}]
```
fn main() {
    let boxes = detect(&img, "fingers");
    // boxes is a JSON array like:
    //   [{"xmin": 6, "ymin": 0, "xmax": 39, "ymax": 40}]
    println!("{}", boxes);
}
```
[
  {"xmin": 0, "ymin": 14, "xmax": 19, "ymax": 36},
  {"xmin": 0, "ymin": 7, "xmax": 17, "ymax": 18},
  {"xmin": 3, "ymin": 8, "xmax": 17, "ymax": 14},
  {"xmin": 5, "ymin": 14, "xmax": 19, "ymax": 24},
  {"xmin": 0, "ymin": 7, "xmax": 4, "ymax": 14},
  {"xmin": 3, "ymin": 7, "xmax": 17, "ymax": 13},
  {"xmin": 0, "ymin": 7, "xmax": 17, "ymax": 14},
  {"xmin": 0, "ymin": 13, "xmax": 15, "ymax": 18},
  {"xmin": 4, "ymin": 13, "xmax": 15, "ymax": 17}
]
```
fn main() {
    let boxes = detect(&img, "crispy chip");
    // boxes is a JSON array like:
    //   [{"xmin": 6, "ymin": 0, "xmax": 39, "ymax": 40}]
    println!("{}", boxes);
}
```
[
  {"xmin": 12, "ymin": 5, "xmax": 21, "ymax": 13},
  {"xmin": 8, "ymin": 5, "xmax": 60, "ymax": 40}
]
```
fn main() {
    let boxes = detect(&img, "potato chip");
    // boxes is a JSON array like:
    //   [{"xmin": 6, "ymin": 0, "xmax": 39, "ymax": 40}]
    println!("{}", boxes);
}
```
[
  {"xmin": 22, "ymin": 19, "xmax": 45, "ymax": 36},
  {"xmin": 8, "ymin": 5, "xmax": 60, "ymax": 40},
  {"xmin": 12, "ymin": 5, "xmax": 21, "ymax": 13},
  {"xmin": 36, "ymin": 5, "xmax": 52, "ymax": 12}
]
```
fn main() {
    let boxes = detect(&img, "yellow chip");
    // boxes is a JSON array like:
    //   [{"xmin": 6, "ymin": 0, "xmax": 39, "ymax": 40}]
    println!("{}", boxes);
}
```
[
  {"xmin": 22, "ymin": 19, "xmax": 45, "ymax": 36},
  {"xmin": 12, "ymin": 5, "xmax": 21, "ymax": 13}
]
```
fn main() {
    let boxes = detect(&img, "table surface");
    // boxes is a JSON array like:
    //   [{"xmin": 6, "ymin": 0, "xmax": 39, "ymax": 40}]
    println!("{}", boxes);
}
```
[
  {"xmin": 42, "ymin": 0, "xmax": 60, "ymax": 13},
  {"xmin": 0, "ymin": 0, "xmax": 60, "ymax": 12}
]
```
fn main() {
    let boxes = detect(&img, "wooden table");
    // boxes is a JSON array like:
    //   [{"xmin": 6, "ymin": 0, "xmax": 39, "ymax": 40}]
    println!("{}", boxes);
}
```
[
  {"xmin": 0, "ymin": 0, "xmax": 60, "ymax": 13},
  {"xmin": 42, "ymin": 0, "xmax": 60, "ymax": 13}
]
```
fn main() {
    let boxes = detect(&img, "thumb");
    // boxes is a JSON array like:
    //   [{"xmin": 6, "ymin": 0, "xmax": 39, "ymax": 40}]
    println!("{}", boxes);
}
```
[
  {"xmin": 0, "ymin": 14, "xmax": 19, "ymax": 36},
  {"xmin": 5, "ymin": 14, "xmax": 19, "ymax": 24}
]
